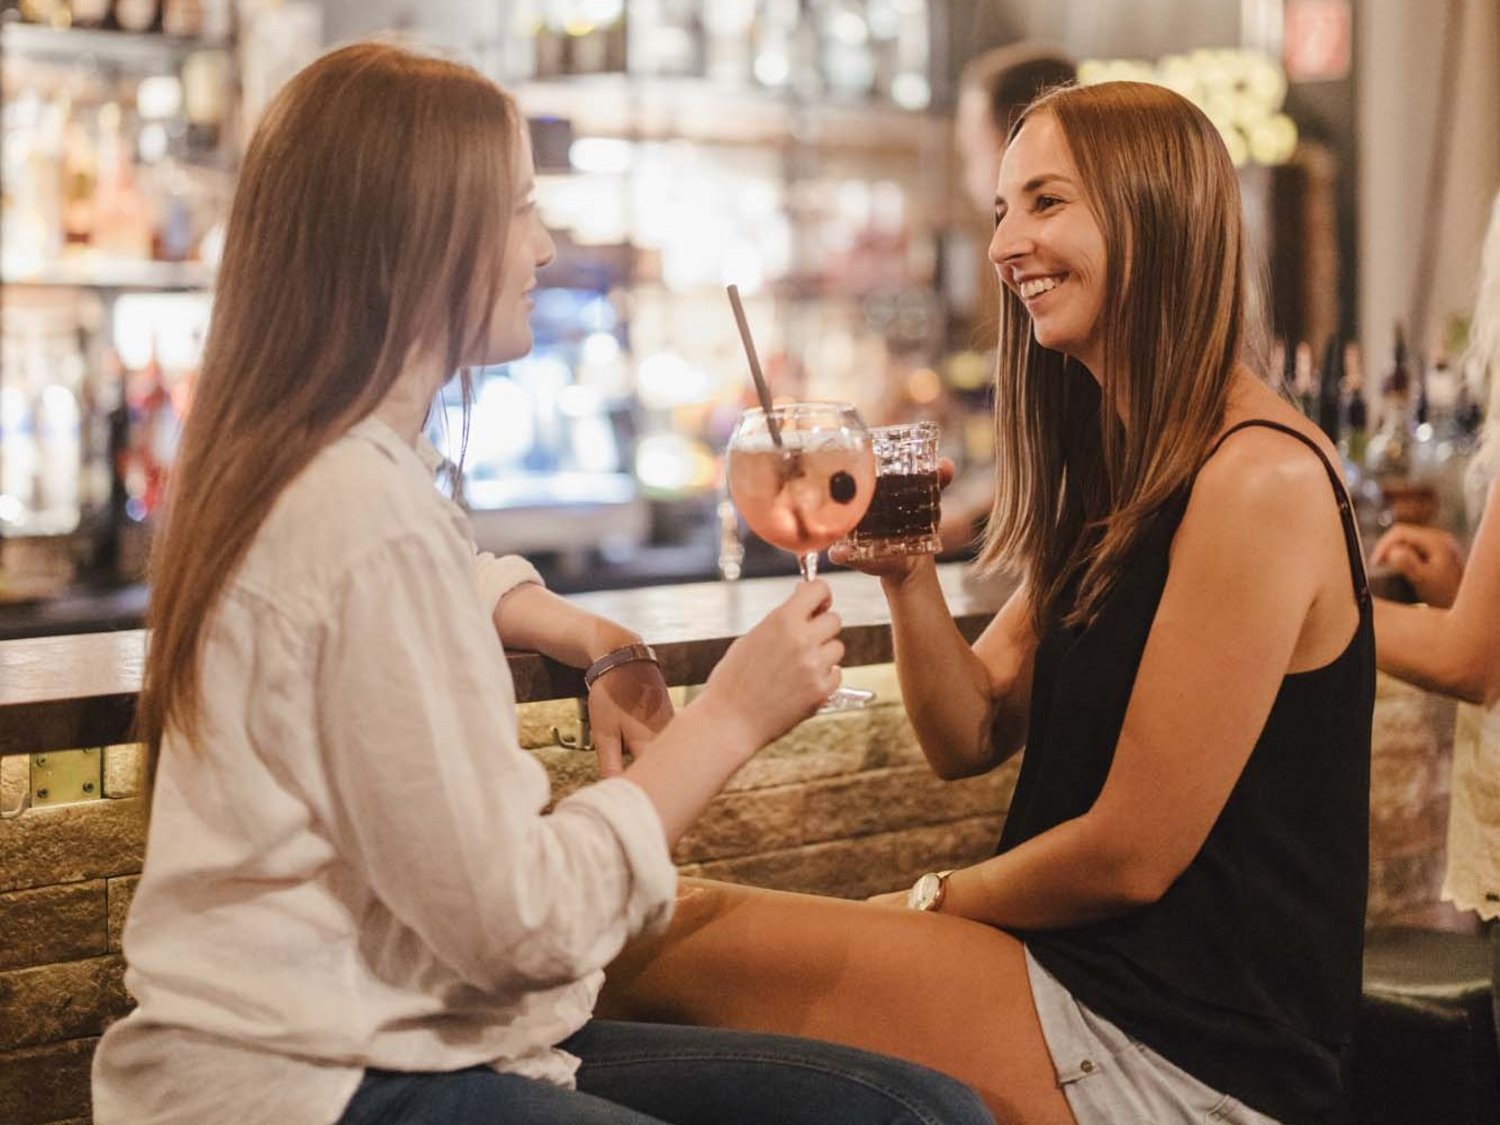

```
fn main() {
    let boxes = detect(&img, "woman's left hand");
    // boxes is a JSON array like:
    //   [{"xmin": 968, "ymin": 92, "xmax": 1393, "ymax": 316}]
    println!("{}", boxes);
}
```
[
  {"xmin": 866, "ymin": 889, "xmax": 909, "ymax": 908},
  {"xmin": 587, "ymin": 661, "xmax": 675, "ymax": 777}
]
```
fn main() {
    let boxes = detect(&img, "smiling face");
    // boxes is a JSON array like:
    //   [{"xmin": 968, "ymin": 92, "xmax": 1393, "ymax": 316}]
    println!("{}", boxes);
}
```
[
  {"xmin": 989, "ymin": 112, "xmax": 1109, "ymax": 377},
  {"xmin": 480, "ymin": 125, "xmax": 556, "ymax": 365}
]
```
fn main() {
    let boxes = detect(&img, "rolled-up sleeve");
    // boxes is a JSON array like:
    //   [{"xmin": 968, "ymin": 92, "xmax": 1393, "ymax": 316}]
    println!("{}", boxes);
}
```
[
  {"xmin": 317, "ymin": 529, "xmax": 675, "ymax": 996},
  {"xmin": 474, "ymin": 551, "xmax": 544, "ymax": 612}
]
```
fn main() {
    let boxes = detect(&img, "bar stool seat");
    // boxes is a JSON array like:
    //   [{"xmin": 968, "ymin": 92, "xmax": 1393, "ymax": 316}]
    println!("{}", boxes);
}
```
[{"xmin": 1348, "ymin": 927, "xmax": 1499, "ymax": 1124}]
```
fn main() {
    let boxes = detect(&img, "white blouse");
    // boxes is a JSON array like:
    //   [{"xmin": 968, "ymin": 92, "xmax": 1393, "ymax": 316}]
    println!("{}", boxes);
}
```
[{"xmin": 92, "ymin": 418, "xmax": 677, "ymax": 1125}]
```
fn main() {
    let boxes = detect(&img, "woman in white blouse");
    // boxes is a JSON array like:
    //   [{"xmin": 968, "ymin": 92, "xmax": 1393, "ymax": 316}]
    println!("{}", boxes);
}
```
[
  {"xmin": 90, "ymin": 42, "xmax": 994, "ymax": 1125},
  {"xmin": 1370, "ymin": 191, "xmax": 1500, "ymax": 1012}
]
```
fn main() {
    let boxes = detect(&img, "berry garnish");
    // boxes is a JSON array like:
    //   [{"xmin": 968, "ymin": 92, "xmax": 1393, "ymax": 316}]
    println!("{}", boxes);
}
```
[{"xmin": 829, "ymin": 471, "xmax": 857, "ymax": 504}]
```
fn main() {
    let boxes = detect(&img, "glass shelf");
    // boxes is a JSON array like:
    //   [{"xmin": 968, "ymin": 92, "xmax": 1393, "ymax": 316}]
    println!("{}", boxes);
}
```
[
  {"xmin": 0, "ymin": 22, "xmax": 229, "ymax": 68},
  {"xmin": 2, "ymin": 259, "xmax": 214, "ymax": 291},
  {"xmin": 517, "ymin": 75, "xmax": 941, "ymax": 153}
]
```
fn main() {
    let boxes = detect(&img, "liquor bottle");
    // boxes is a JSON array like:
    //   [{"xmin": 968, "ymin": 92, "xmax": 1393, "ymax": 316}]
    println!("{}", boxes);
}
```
[
  {"xmin": 751, "ymin": 0, "xmax": 798, "ymax": 89},
  {"xmin": 1341, "ymin": 379, "xmax": 1368, "ymax": 478},
  {"xmin": 19, "ymin": 0, "xmax": 69, "ymax": 28},
  {"xmin": 1293, "ymin": 340, "xmax": 1316, "ymax": 418},
  {"xmin": 60, "ymin": 103, "xmax": 99, "ymax": 250},
  {"xmin": 561, "ymin": 0, "xmax": 626, "ymax": 75},
  {"xmin": 1365, "ymin": 323, "xmax": 1437, "ymax": 527},
  {"xmin": 92, "ymin": 100, "xmax": 154, "ymax": 261},
  {"xmin": 71, "ymin": 0, "xmax": 113, "ymax": 28},
  {"xmin": 627, "ymin": 0, "xmax": 703, "ymax": 78},
  {"xmin": 504, "ymin": 0, "xmax": 539, "ymax": 81},
  {"xmin": 1316, "ymin": 336, "xmax": 1343, "ymax": 442},
  {"xmin": 889, "ymin": 0, "xmax": 932, "ymax": 109},
  {"xmin": 818, "ymin": 0, "xmax": 875, "ymax": 99},
  {"xmin": 33, "ymin": 339, "xmax": 83, "ymax": 533},
  {"xmin": 162, "ymin": 0, "xmax": 202, "ymax": 37},
  {"xmin": 703, "ymin": 0, "xmax": 754, "ymax": 85},
  {"xmin": 0, "ymin": 344, "xmax": 38, "ymax": 526},
  {"xmin": 113, "ymin": 0, "xmax": 161, "ymax": 33},
  {"xmin": 182, "ymin": 47, "xmax": 231, "ymax": 151}
]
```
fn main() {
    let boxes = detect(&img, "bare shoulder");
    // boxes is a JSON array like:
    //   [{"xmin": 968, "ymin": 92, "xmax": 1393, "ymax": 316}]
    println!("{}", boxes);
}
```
[{"xmin": 1186, "ymin": 418, "xmax": 1342, "ymax": 549}]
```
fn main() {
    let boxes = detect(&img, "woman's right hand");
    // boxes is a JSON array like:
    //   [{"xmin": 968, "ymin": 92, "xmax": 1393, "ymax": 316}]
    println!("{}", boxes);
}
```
[
  {"xmin": 1371, "ymin": 523, "xmax": 1466, "ymax": 608},
  {"xmin": 700, "ymin": 579, "xmax": 845, "ymax": 751}
]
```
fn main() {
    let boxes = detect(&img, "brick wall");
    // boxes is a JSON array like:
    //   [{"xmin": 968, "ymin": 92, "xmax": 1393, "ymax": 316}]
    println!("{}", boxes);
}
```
[{"xmin": 0, "ymin": 666, "xmax": 1458, "ymax": 1124}]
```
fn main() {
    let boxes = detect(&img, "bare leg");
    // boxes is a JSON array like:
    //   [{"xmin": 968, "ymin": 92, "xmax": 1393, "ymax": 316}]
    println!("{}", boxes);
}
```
[{"xmin": 599, "ymin": 879, "xmax": 1075, "ymax": 1125}]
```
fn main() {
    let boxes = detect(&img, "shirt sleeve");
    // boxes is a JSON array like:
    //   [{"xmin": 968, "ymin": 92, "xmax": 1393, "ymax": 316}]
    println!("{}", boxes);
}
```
[
  {"xmin": 474, "ymin": 551, "xmax": 544, "ymax": 613},
  {"xmin": 316, "ymin": 527, "xmax": 675, "ymax": 996}
]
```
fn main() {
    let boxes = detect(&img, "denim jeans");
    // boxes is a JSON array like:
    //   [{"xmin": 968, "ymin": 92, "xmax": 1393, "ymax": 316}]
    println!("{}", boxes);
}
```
[{"xmin": 336, "ymin": 1020, "xmax": 994, "ymax": 1125}]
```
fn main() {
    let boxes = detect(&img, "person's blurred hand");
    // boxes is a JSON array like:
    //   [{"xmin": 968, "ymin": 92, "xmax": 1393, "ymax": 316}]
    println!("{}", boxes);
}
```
[{"xmin": 1371, "ymin": 523, "xmax": 1466, "ymax": 608}]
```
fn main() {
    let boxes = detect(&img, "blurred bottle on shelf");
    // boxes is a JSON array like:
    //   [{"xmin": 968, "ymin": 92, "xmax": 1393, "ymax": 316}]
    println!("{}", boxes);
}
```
[
  {"xmin": 59, "ymin": 96, "xmax": 99, "ymax": 248},
  {"xmin": 1339, "ymin": 341, "xmax": 1368, "ymax": 480},
  {"xmin": 1315, "ymin": 335, "xmax": 1343, "ymax": 443},
  {"xmin": 70, "ymin": 0, "xmax": 112, "ymax": 28},
  {"xmin": 93, "ymin": 99, "xmax": 154, "ymax": 259},
  {"xmin": 162, "ymin": 0, "xmax": 203, "ymax": 38},
  {"xmin": 818, "ymin": 0, "xmax": 876, "ymax": 99},
  {"xmin": 33, "ymin": 342, "xmax": 82, "ymax": 531},
  {"xmin": 0, "ymin": 318, "xmax": 86, "ymax": 536},
  {"xmin": 114, "ymin": 0, "xmax": 163, "ymax": 34},
  {"xmin": 18, "ymin": 0, "xmax": 69, "ymax": 28},
  {"xmin": 702, "ymin": 0, "xmax": 754, "ymax": 85},
  {"xmin": 1364, "ymin": 323, "xmax": 1438, "ymax": 529}
]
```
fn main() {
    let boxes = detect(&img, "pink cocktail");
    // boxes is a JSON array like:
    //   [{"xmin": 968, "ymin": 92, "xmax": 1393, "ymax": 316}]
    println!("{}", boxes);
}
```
[{"xmin": 726, "ymin": 402, "xmax": 876, "ymax": 710}]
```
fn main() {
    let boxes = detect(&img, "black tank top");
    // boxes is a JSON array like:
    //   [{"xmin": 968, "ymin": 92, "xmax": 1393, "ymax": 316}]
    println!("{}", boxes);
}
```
[{"xmin": 999, "ymin": 420, "xmax": 1373, "ymax": 1124}]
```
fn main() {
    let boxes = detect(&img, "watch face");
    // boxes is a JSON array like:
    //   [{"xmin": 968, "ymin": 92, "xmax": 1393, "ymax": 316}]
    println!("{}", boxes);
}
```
[{"xmin": 909, "ymin": 872, "xmax": 941, "ymax": 911}]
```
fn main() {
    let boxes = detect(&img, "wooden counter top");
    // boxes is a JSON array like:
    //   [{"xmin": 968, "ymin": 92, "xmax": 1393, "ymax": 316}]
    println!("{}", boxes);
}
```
[{"xmin": 0, "ymin": 564, "xmax": 1014, "ymax": 756}]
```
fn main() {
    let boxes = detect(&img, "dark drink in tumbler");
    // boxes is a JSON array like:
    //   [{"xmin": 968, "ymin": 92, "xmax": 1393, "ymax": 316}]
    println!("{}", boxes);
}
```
[{"xmin": 841, "ymin": 422, "xmax": 942, "ymax": 562}]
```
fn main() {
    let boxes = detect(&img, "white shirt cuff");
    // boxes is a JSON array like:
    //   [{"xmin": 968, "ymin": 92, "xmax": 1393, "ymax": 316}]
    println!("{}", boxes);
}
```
[
  {"xmin": 475, "ymin": 552, "xmax": 545, "ymax": 613},
  {"xmin": 555, "ymin": 777, "xmax": 678, "ymax": 936}
]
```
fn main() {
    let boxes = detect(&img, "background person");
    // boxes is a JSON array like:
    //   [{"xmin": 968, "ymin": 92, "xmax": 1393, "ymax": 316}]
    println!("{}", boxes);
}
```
[{"xmin": 1368, "ymin": 188, "xmax": 1500, "ymax": 1030}]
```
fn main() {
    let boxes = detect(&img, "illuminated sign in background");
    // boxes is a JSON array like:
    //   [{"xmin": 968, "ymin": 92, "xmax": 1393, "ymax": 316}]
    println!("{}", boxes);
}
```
[{"xmin": 1078, "ymin": 49, "xmax": 1299, "ymax": 167}]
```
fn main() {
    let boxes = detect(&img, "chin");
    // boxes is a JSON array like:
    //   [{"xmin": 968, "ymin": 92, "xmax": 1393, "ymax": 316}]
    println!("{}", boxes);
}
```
[{"xmin": 481, "ymin": 333, "xmax": 532, "ymax": 366}]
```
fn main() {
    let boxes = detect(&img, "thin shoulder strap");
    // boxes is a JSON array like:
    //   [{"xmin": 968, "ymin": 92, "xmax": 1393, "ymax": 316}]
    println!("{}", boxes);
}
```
[{"xmin": 1205, "ymin": 419, "xmax": 1371, "ymax": 610}]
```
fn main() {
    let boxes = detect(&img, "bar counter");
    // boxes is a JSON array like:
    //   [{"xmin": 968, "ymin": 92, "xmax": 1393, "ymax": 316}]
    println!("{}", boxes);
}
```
[
  {"xmin": 0, "ymin": 565, "xmax": 1010, "ymax": 757},
  {"xmin": 0, "ymin": 565, "xmax": 1463, "ymax": 1123}
]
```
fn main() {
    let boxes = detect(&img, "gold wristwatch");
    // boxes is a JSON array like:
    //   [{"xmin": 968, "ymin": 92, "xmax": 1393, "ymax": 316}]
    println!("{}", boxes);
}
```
[{"xmin": 906, "ymin": 869, "xmax": 955, "ymax": 912}]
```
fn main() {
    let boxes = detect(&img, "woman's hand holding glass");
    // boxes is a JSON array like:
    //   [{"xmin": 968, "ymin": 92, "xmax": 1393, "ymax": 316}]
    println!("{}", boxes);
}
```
[
  {"xmin": 701, "ymin": 579, "xmax": 846, "ymax": 752},
  {"xmin": 828, "ymin": 458, "xmax": 957, "ymax": 586}
]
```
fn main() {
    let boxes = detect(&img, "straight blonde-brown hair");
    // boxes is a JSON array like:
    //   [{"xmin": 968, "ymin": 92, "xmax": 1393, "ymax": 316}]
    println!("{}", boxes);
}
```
[
  {"xmin": 139, "ymin": 42, "xmax": 520, "ymax": 770},
  {"xmin": 978, "ymin": 81, "xmax": 1253, "ymax": 630}
]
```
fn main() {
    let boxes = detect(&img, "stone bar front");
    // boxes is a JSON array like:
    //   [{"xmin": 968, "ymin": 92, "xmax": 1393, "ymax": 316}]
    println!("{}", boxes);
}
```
[{"xmin": 0, "ymin": 564, "xmax": 1458, "ymax": 1125}]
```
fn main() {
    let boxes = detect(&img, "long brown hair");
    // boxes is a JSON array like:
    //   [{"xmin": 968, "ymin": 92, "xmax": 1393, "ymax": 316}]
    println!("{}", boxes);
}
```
[
  {"xmin": 140, "ymin": 42, "xmax": 519, "ymax": 764},
  {"xmin": 978, "ymin": 81, "xmax": 1253, "ymax": 630}
]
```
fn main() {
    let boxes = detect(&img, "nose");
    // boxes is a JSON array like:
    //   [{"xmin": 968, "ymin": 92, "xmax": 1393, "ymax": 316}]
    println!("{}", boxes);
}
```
[
  {"xmin": 988, "ymin": 211, "xmax": 1034, "ymax": 269},
  {"xmin": 535, "ymin": 220, "xmax": 556, "ymax": 269}
]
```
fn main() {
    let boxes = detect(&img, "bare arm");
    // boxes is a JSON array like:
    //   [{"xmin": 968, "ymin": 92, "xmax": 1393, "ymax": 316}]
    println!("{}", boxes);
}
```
[
  {"xmin": 879, "ymin": 558, "xmax": 1037, "ymax": 780},
  {"xmin": 933, "ymin": 436, "xmax": 1338, "ymax": 928},
  {"xmin": 493, "ymin": 583, "xmax": 640, "ymax": 666},
  {"xmin": 1374, "ymin": 481, "xmax": 1500, "ymax": 705}
]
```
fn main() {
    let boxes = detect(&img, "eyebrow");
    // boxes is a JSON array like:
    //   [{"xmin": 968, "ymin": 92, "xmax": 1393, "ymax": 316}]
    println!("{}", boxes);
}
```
[{"xmin": 994, "ymin": 173, "xmax": 1076, "ymax": 208}]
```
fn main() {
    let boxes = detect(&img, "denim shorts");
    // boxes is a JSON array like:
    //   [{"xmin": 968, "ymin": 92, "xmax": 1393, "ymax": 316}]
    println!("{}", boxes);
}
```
[{"xmin": 1024, "ymin": 947, "xmax": 1283, "ymax": 1124}]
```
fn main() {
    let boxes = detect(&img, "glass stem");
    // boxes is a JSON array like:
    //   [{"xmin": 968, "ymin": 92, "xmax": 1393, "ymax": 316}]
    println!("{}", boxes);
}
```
[{"xmin": 799, "ymin": 551, "xmax": 819, "ymax": 582}]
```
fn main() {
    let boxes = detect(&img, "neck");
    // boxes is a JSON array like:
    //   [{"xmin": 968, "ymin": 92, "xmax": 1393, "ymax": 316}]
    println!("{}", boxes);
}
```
[{"xmin": 373, "ymin": 348, "xmax": 449, "ymax": 445}]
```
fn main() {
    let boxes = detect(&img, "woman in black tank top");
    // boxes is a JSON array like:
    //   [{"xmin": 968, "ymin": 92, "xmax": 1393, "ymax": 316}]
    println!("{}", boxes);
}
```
[{"xmin": 600, "ymin": 82, "xmax": 1371, "ymax": 1125}]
